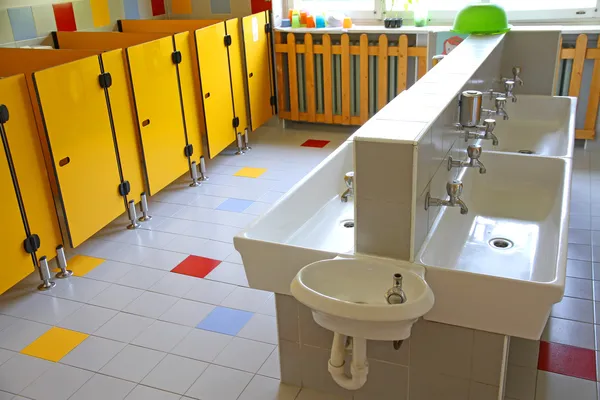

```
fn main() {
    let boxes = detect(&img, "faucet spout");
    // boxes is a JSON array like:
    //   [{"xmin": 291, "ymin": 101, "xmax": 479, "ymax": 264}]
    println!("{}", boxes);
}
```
[
  {"xmin": 425, "ymin": 180, "xmax": 469, "ymax": 215},
  {"xmin": 456, "ymin": 198, "xmax": 469, "ymax": 215},
  {"xmin": 341, "ymin": 172, "xmax": 354, "ymax": 203}
]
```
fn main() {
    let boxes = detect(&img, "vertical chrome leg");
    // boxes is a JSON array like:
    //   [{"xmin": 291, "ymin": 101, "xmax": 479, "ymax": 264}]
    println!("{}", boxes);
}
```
[
  {"xmin": 235, "ymin": 133, "xmax": 245, "ymax": 155},
  {"xmin": 127, "ymin": 200, "xmax": 140, "ymax": 230},
  {"xmin": 243, "ymin": 128, "xmax": 252, "ymax": 151},
  {"xmin": 189, "ymin": 161, "xmax": 200, "ymax": 187},
  {"xmin": 55, "ymin": 245, "xmax": 72, "ymax": 278},
  {"xmin": 138, "ymin": 192, "xmax": 152, "ymax": 221},
  {"xmin": 37, "ymin": 256, "xmax": 55, "ymax": 291},
  {"xmin": 199, "ymin": 156, "xmax": 209, "ymax": 181}
]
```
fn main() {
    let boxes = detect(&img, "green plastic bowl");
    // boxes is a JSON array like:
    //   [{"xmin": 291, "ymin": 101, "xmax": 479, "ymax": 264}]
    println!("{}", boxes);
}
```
[{"xmin": 452, "ymin": 3, "xmax": 512, "ymax": 35}]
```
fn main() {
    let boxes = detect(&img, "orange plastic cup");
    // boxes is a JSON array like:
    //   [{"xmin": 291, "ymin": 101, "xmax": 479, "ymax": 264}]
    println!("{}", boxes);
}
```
[
  {"xmin": 343, "ymin": 17, "xmax": 352, "ymax": 29},
  {"xmin": 306, "ymin": 15, "xmax": 316, "ymax": 28},
  {"xmin": 300, "ymin": 11, "xmax": 308, "ymax": 25},
  {"xmin": 288, "ymin": 9, "xmax": 293, "ymax": 20}
]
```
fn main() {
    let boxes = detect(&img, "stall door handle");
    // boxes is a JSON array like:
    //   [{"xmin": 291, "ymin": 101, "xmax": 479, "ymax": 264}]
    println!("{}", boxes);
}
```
[
  {"xmin": 59, "ymin": 157, "xmax": 70, "ymax": 167},
  {"xmin": 142, "ymin": 119, "xmax": 151, "ymax": 127}
]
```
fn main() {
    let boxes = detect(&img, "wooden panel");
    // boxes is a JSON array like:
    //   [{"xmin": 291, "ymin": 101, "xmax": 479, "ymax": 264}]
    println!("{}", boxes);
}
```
[
  {"xmin": 275, "ymin": 32, "xmax": 286, "ymax": 113},
  {"xmin": 569, "ymin": 34, "xmax": 588, "ymax": 98},
  {"xmin": 377, "ymin": 34, "xmax": 388, "ymax": 111},
  {"xmin": 287, "ymin": 33, "xmax": 299, "ymax": 121},
  {"xmin": 322, "ymin": 34, "xmax": 333, "ymax": 124},
  {"xmin": 341, "ymin": 34, "xmax": 351, "ymax": 125},
  {"xmin": 561, "ymin": 47, "xmax": 600, "ymax": 60},
  {"xmin": 359, "ymin": 34, "xmax": 369, "ymax": 124},
  {"xmin": 576, "ymin": 129, "xmax": 596, "ymax": 140},
  {"xmin": 304, "ymin": 34, "xmax": 316, "ymax": 123},
  {"xmin": 397, "ymin": 34, "xmax": 408, "ymax": 93},
  {"xmin": 274, "ymin": 42, "xmax": 427, "ymax": 58},
  {"xmin": 417, "ymin": 55, "xmax": 427, "ymax": 80},
  {"xmin": 119, "ymin": 19, "xmax": 221, "ymax": 33},
  {"xmin": 554, "ymin": 36, "xmax": 563, "ymax": 95},
  {"xmin": 584, "ymin": 36, "xmax": 600, "ymax": 139},
  {"xmin": 55, "ymin": 31, "xmax": 167, "ymax": 50}
]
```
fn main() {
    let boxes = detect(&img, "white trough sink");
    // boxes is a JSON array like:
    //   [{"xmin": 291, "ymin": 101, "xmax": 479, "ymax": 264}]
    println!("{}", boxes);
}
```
[
  {"xmin": 480, "ymin": 95, "xmax": 576, "ymax": 158},
  {"xmin": 418, "ymin": 152, "xmax": 571, "ymax": 339}
]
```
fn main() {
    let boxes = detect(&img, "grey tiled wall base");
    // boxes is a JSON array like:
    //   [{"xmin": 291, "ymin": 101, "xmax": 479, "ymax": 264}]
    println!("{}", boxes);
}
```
[{"xmin": 275, "ymin": 294, "xmax": 540, "ymax": 400}]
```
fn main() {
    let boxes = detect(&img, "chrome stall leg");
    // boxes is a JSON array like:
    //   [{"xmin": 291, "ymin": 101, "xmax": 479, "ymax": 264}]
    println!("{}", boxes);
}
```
[
  {"xmin": 138, "ymin": 192, "xmax": 152, "ymax": 222},
  {"xmin": 199, "ymin": 156, "xmax": 209, "ymax": 181},
  {"xmin": 235, "ymin": 133, "xmax": 245, "ymax": 155},
  {"xmin": 37, "ymin": 256, "xmax": 55, "ymax": 291},
  {"xmin": 127, "ymin": 200, "xmax": 140, "ymax": 230},
  {"xmin": 189, "ymin": 161, "xmax": 200, "ymax": 187},
  {"xmin": 243, "ymin": 128, "xmax": 252, "ymax": 151},
  {"xmin": 54, "ymin": 245, "xmax": 72, "ymax": 279}
]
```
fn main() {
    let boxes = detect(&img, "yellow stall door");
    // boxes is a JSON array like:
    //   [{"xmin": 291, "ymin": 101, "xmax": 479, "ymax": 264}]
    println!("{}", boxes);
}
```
[
  {"xmin": 226, "ymin": 18, "xmax": 249, "ymax": 135},
  {"xmin": 101, "ymin": 50, "xmax": 146, "ymax": 203},
  {"xmin": 196, "ymin": 23, "xmax": 236, "ymax": 158},
  {"xmin": 0, "ymin": 75, "xmax": 63, "ymax": 260},
  {"xmin": 242, "ymin": 12, "xmax": 274, "ymax": 131},
  {"xmin": 127, "ymin": 37, "xmax": 189, "ymax": 194},
  {"xmin": 34, "ymin": 56, "xmax": 125, "ymax": 248}
]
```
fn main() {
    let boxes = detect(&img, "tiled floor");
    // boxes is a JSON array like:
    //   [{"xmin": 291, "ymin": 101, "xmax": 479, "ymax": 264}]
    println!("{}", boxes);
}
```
[{"xmin": 0, "ymin": 122, "xmax": 597, "ymax": 400}]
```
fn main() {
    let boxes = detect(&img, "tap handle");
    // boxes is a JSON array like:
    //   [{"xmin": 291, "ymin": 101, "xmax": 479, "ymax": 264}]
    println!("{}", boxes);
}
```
[
  {"xmin": 495, "ymin": 97, "xmax": 507, "ymax": 111},
  {"xmin": 504, "ymin": 79, "xmax": 515, "ymax": 92},
  {"xmin": 344, "ymin": 172, "xmax": 354, "ymax": 189},
  {"xmin": 467, "ymin": 144, "xmax": 482, "ymax": 160},
  {"xmin": 446, "ymin": 179, "xmax": 463, "ymax": 198},
  {"xmin": 483, "ymin": 118, "xmax": 496, "ymax": 134},
  {"xmin": 512, "ymin": 66, "xmax": 523, "ymax": 85}
]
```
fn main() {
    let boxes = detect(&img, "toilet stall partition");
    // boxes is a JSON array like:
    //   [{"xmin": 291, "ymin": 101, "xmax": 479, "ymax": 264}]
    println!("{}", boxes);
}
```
[
  {"xmin": 33, "ymin": 56, "xmax": 128, "ymax": 248},
  {"xmin": 0, "ymin": 75, "xmax": 64, "ymax": 294},
  {"xmin": 117, "ymin": 19, "xmax": 222, "ymax": 34},
  {"xmin": 242, "ymin": 11, "xmax": 276, "ymax": 131},
  {"xmin": 226, "ymin": 18, "xmax": 250, "ymax": 140},
  {"xmin": 52, "ymin": 31, "xmax": 168, "ymax": 51}
]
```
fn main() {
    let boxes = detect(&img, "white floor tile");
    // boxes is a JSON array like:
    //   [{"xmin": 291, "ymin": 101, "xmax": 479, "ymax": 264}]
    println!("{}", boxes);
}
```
[
  {"xmin": 95, "ymin": 312, "xmax": 154, "ymax": 343},
  {"xmin": 149, "ymin": 273, "xmax": 199, "ymax": 297},
  {"xmin": 60, "ymin": 336, "xmax": 126, "ymax": 372},
  {"xmin": 20, "ymin": 363, "xmax": 93, "ymax": 400},
  {"xmin": 258, "ymin": 348, "xmax": 281, "ymax": 379},
  {"xmin": 541, "ymin": 317, "xmax": 595, "ymax": 349},
  {"xmin": 83, "ymin": 260, "xmax": 135, "ymax": 283},
  {"xmin": 224, "ymin": 251, "xmax": 243, "ymax": 265},
  {"xmin": 188, "ymin": 194, "xmax": 228, "ymax": 209},
  {"xmin": 142, "ymin": 354, "xmax": 208, "ymax": 394},
  {"xmin": 166, "ymin": 236, "xmax": 235, "ymax": 261},
  {"xmin": 257, "ymin": 294, "xmax": 276, "ymax": 316},
  {"xmin": 147, "ymin": 201, "xmax": 185, "ymax": 217},
  {"xmin": 205, "ymin": 262, "xmax": 249, "ymax": 287},
  {"xmin": 0, "ymin": 319, "xmax": 50, "ymax": 351},
  {"xmin": 221, "ymin": 286, "xmax": 273, "ymax": 312},
  {"xmin": 4, "ymin": 294, "xmax": 81, "ymax": 325},
  {"xmin": 0, "ymin": 354, "xmax": 53, "ymax": 394},
  {"xmin": 243, "ymin": 201, "xmax": 272, "ymax": 216},
  {"xmin": 213, "ymin": 337, "xmax": 275, "ymax": 373},
  {"xmin": 183, "ymin": 279, "xmax": 236, "ymax": 305},
  {"xmin": 88, "ymin": 284, "xmax": 145, "ymax": 311},
  {"xmin": 0, "ymin": 391, "xmax": 12, "ymax": 400},
  {"xmin": 183, "ymin": 221, "xmax": 241, "ymax": 244},
  {"xmin": 69, "ymin": 374, "xmax": 135, "ymax": 400},
  {"xmin": 185, "ymin": 364, "xmax": 253, "ymax": 400},
  {"xmin": 132, "ymin": 320, "xmax": 190, "ymax": 352},
  {"xmin": 125, "ymin": 385, "xmax": 181, "ymax": 400},
  {"xmin": 171, "ymin": 329, "xmax": 232, "ymax": 362},
  {"xmin": 100, "ymin": 344, "xmax": 166, "ymax": 383},
  {"xmin": 237, "ymin": 313, "xmax": 278, "ymax": 344},
  {"xmin": 123, "ymin": 291, "xmax": 178, "ymax": 319},
  {"xmin": 57, "ymin": 304, "xmax": 118, "ymax": 334},
  {"xmin": 535, "ymin": 371, "xmax": 596, "ymax": 400},
  {"xmin": 0, "ymin": 349, "xmax": 14, "ymax": 366},
  {"xmin": 0, "ymin": 315, "xmax": 19, "ymax": 332},
  {"xmin": 159, "ymin": 298, "xmax": 215, "ymax": 327},
  {"xmin": 138, "ymin": 248, "xmax": 189, "ymax": 271},
  {"xmin": 238, "ymin": 375, "xmax": 299, "ymax": 400},
  {"xmin": 46, "ymin": 277, "xmax": 110, "ymax": 303},
  {"xmin": 551, "ymin": 296, "xmax": 594, "ymax": 323},
  {"xmin": 117, "ymin": 267, "xmax": 167, "ymax": 290}
]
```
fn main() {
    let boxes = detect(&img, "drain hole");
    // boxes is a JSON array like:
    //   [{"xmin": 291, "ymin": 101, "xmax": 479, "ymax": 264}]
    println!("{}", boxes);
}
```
[
  {"xmin": 518, "ymin": 149, "xmax": 535, "ymax": 155},
  {"xmin": 489, "ymin": 238, "xmax": 514, "ymax": 249},
  {"xmin": 341, "ymin": 220, "xmax": 355, "ymax": 228}
]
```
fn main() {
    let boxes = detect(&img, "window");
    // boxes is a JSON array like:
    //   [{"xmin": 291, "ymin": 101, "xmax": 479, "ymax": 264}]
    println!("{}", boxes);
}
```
[{"xmin": 293, "ymin": 0, "xmax": 600, "ymax": 21}]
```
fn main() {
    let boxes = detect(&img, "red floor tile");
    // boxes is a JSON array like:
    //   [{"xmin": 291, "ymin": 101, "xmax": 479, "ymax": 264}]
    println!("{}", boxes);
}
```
[
  {"xmin": 171, "ymin": 255, "xmax": 221, "ymax": 278},
  {"xmin": 538, "ymin": 341, "xmax": 596, "ymax": 381},
  {"xmin": 301, "ymin": 139, "xmax": 330, "ymax": 148}
]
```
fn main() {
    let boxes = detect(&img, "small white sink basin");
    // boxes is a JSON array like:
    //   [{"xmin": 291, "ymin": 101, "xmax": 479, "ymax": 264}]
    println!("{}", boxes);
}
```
[
  {"xmin": 418, "ymin": 152, "xmax": 571, "ymax": 339},
  {"xmin": 480, "ymin": 95, "xmax": 576, "ymax": 158},
  {"xmin": 291, "ymin": 256, "xmax": 434, "ymax": 340}
]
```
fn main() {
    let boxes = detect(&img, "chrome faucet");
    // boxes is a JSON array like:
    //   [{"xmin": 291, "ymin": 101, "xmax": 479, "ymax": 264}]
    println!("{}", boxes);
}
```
[
  {"xmin": 488, "ymin": 80, "xmax": 517, "ymax": 103},
  {"xmin": 463, "ymin": 119, "xmax": 499, "ymax": 146},
  {"xmin": 483, "ymin": 97, "xmax": 509, "ymax": 120},
  {"xmin": 425, "ymin": 180, "xmax": 469, "ymax": 215},
  {"xmin": 448, "ymin": 144, "xmax": 486, "ymax": 174},
  {"xmin": 341, "ymin": 172, "xmax": 354, "ymax": 203},
  {"xmin": 385, "ymin": 273, "xmax": 407, "ymax": 305},
  {"xmin": 506, "ymin": 66, "xmax": 524, "ymax": 87}
]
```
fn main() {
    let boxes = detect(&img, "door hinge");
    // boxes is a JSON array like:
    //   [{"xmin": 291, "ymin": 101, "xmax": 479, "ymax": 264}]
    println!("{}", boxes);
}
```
[
  {"xmin": 265, "ymin": 23, "xmax": 271, "ymax": 34},
  {"xmin": 224, "ymin": 35, "xmax": 232, "ymax": 46},
  {"xmin": 232, "ymin": 117, "xmax": 240, "ymax": 128},
  {"xmin": 270, "ymin": 95, "xmax": 276, "ymax": 106},
  {"xmin": 184, "ymin": 144, "xmax": 194, "ymax": 157},
  {"xmin": 98, "ymin": 73, "xmax": 112, "ymax": 89},
  {"xmin": 118, "ymin": 180, "xmax": 131, "ymax": 196},
  {"xmin": 23, "ymin": 234, "xmax": 41, "ymax": 254},
  {"xmin": 0, "ymin": 104, "xmax": 9, "ymax": 124},
  {"xmin": 172, "ymin": 51, "xmax": 182, "ymax": 64}
]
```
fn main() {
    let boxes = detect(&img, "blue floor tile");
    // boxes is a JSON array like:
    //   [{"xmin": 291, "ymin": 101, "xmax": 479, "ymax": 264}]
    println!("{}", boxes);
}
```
[
  {"xmin": 216, "ymin": 198, "xmax": 254, "ymax": 213},
  {"xmin": 197, "ymin": 307, "xmax": 253, "ymax": 335}
]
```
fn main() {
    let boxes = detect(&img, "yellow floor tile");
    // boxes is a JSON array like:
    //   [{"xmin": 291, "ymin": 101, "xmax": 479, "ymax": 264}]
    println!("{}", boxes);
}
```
[
  {"xmin": 21, "ymin": 327, "xmax": 88, "ymax": 362},
  {"xmin": 234, "ymin": 167, "xmax": 267, "ymax": 178},
  {"xmin": 53, "ymin": 254, "xmax": 104, "ymax": 277}
]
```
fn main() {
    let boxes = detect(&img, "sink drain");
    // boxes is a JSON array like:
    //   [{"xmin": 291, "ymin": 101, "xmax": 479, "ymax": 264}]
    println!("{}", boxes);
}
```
[
  {"xmin": 341, "ymin": 219, "xmax": 355, "ymax": 228},
  {"xmin": 489, "ymin": 238, "xmax": 514, "ymax": 250},
  {"xmin": 518, "ymin": 149, "xmax": 535, "ymax": 155}
]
